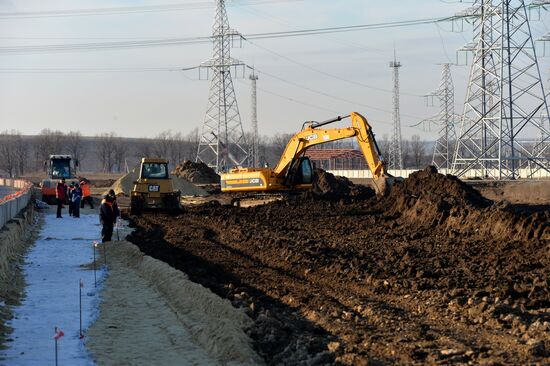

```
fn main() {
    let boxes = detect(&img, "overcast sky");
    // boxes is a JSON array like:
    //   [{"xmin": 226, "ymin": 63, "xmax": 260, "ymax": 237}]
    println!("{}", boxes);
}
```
[{"xmin": 0, "ymin": 0, "xmax": 549, "ymax": 140}]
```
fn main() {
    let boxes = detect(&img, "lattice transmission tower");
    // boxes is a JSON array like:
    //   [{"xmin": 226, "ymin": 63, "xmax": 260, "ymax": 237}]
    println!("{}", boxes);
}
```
[
  {"xmin": 249, "ymin": 71, "xmax": 259, "ymax": 168},
  {"xmin": 452, "ymin": 0, "xmax": 550, "ymax": 179},
  {"xmin": 388, "ymin": 53, "xmax": 404, "ymax": 170},
  {"xmin": 425, "ymin": 64, "xmax": 459, "ymax": 172},
  {"xmin": 196, "ymin": 0, "xmax": 248, "ymax": 172}
]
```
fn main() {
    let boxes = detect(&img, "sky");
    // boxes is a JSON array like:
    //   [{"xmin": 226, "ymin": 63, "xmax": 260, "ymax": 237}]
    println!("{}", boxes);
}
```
[{"xmin": 0, "ymin": 0, "xmax": 549, "ymax": 140}]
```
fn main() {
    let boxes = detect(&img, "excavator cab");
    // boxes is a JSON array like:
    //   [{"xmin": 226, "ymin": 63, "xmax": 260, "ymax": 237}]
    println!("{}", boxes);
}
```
[{"xmin": 286, "ymin": 157, "xmax": 314, "ymax": 188}]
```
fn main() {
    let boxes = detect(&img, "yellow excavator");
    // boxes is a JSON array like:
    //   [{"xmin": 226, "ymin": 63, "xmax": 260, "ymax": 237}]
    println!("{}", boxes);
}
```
[{"xmin": 220, "ymin": 112, "xmax": 394, "ymax": 196}]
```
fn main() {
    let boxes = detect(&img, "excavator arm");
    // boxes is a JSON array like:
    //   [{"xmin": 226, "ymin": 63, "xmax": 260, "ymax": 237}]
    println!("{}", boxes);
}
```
[
  {"xmin": 273, "ymin": 112, "xmax": 387, "ymax": 179},
  {"xmin": 350, "ymin": 112, "xmax": 387, "ymax": 179},
  {"xmin": 273, "ymin": 125, "xmax": 357, "ymax": 176}
]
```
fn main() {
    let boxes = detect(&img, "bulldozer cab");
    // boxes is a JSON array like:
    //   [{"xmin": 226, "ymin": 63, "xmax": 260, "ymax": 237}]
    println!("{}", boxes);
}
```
[
  {"xmin": 140, "ymin": 161, "xmax": 169, "ymax": 180},
  {"xmin": 286, "ymin": 156, "xmax": 314, "ymax": 188},
  {"xmin": 130, "ymin": 158, "xmax": 181, "ymax": 215}
]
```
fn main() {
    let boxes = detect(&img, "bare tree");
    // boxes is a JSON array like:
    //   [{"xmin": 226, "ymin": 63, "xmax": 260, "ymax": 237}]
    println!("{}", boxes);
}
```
[
  {"xmin": 34, "ymin": 129, "xmax": 65, "ymax": 170},
  {"xmin": 169, "ymin": 132, "xmax": 187, "ymax": 167},
  {"xmin": 15, "ymin": 134, "xmax": 28, "ymax": 176},
  {"xmin": 402, "ymin": 140, "xmax": 411, "ymax": 168},
  {"xmin": 184, "ymin": 128, "xmax": 200, "ymax": 162},
  {"xmin": 378, "ymin": 133, "xmax": 390, "ymax": 162},
  {"xmin": 152, "ymin": 130, "xmax": 172, "ymax": 159},
  {"xmin": 96, "ymin": 132, "xmax": 117, "ymax": 173},
  {"xmin": 0, "ymin": 131, "xmax": 19, "ymax": 177},
  {"xmin": 134, "ymin": 138, "xmax": 152, "ymax": 159},
  {"xmin": 66, "ymin": 131, "xmax": 85, "ymax": 169},
  {"xmin": 113, "ymin": 137, "xmax": 129, "ymax": 173},
  {"xmin": 410, "ymin": 134, "xmax": 426, "ymax": 168},
  {"xmin": 271, "ymin": 133, "xmax": 293, "ymax": 158}
]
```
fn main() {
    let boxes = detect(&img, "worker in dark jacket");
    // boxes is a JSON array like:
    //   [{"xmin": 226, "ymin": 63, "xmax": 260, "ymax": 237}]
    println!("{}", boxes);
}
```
[
  {"xmin": 72, "ymin": 183, "xmax": 82, "ymax": 218},
  {"xmin": 99, "ymin": 194, "xmax": 116, "ymax": 242},
  {"xmin": 108, "ymin": 189, "xmax": 120, "ymax": 221},
  {"xmin": 55, "ymin": 178, "xmax": 68, "ymax": 218},
  {"xmin": 68, "ymin": 182, "xmax": 75, "ymax": 216}
]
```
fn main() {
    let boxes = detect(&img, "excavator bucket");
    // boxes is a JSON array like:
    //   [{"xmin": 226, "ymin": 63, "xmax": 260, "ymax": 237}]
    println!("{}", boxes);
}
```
[{"xmin": 370, "ymin": 174, "xmax": 396, "ymax": 196}]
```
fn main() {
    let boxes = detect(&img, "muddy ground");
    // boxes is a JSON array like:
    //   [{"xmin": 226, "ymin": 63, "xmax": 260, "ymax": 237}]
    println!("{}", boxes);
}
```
[{"xmin": 128, "ymin": 168, "xmax": 550, "ymax": 365}]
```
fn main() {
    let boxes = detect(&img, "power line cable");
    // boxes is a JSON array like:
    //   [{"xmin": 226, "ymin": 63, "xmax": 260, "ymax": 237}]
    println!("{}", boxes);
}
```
[
  {"xmin": 0, "ymin": 67, "xmax": 184, "ymax": 73},
  {"xmin": 0, "ymin": 0, "xmax": 301, "ymax": 19},
  {"xmin": 246, "ymin": 39, "xmax": 423, "ymax": 97},
  {"xmin": 236, "ymin": 79, "xmax": 340, "ymax": 114},
  {"xmin": 248, "ymin": 66, "xmax": 425, "ymax": 122},
  {"xmin": 0, "ymin": 16, "xmax": 454, "ymax": 54}
]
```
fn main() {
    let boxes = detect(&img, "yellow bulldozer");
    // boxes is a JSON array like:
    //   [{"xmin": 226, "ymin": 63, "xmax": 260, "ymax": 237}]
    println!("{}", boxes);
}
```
[
  {"xmin": 130, "ymin": 158, "xmax": 181, "ymax": 215},
  {"xmin": 221, "ymin": 112, "xmax": 394, "ymax": 196}
]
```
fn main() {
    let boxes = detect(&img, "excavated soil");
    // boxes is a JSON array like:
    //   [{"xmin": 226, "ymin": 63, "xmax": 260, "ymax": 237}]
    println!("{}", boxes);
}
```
[
  {"xmin": 172, "ymin": 161, "xmax": 220, "ymax": 185},
  {"xmin": 128, "ymin": 167, "xmax": 550, "ymax": 365},
  {"xmin": 313, "ymin": 169, "xmax": 375, "ymax": 201}
]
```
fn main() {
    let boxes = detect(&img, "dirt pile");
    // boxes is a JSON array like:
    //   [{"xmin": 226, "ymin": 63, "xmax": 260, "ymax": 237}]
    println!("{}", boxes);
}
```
[
  {"xmin": 107, "ymin": 168, "xmax": 208, "ymax": 197},
  {"xmin": 381, "ymin": 166, "xmax": 549, "ymax": 241},
  {"xmin": 172, "ymin": 161, "xmax": 220, "ymax": 185},
  {"xmin": 313, "ymin": 169, "xmax": 375, "ymax": 200},
  {"xmin": 128, "ymin": 169, "xmax": 550, "ymax": 365}
]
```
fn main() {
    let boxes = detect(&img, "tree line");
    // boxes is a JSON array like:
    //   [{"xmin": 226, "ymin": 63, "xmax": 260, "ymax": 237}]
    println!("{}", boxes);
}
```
[{"xmin": 0, "ymin": 128, "xmax": 433, "ymax": 178}]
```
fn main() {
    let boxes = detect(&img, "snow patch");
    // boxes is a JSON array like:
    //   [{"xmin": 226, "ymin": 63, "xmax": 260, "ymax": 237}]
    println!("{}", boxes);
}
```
[{"xmin": 0, "ymin": 212, "xmax": 105, "ymax": 365}]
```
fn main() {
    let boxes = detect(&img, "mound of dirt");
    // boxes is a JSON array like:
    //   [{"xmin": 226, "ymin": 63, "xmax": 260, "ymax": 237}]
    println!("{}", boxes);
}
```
[
  {"xmin": 107, "ymin": 168, "xmax": 208, "ymax": 197},
  {"xmin": 388, "ymin": 166, "xmax": 488, "ymax": 208},
  {"xmin": 313, "ymin": 169, "xmax": 375, "ymax": 200},
  {"xmin": 172, "ymin": 161, "xmax": 220, "ymax": 185},
  {"xmin": 380, "ymin": 166, "xmax": 549, "ymax": 241}
]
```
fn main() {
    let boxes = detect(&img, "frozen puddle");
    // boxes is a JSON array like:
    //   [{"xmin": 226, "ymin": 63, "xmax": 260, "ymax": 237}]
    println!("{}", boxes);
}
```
[{"xmin": 1, "ymin": 212, "xmax": 102, "ymax": 365}]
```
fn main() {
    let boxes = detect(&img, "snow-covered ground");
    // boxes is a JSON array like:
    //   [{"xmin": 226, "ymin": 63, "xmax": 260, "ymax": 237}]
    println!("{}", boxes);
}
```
[{"xmin": 1, "ymin": 210, "xmax": 104, "ymax": 365}]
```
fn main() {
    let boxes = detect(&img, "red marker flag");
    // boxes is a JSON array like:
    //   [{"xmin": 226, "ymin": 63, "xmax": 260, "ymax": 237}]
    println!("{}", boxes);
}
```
[{"xmin": 54, "ymin": 327, "xmax": 64, "ymax": 340}]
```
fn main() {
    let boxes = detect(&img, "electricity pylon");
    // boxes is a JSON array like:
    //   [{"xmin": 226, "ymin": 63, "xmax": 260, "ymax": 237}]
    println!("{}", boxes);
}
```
[
  {"xmin": 196, "ymin": 0, "xmax": 248, "ymax": 172},
  {"xmin": 426, "ymin": 64, "xmax": 459, "ymax": 172},
  {"xmin": 249, "ymin": 71, "xmax": 259, "ymax": 168},
  {"xmin": 388, "ymin": 53, "xmax": 404, "ymax": 170},
  {"xmin": 452, "ymin": 0, "xmax": 550, "ymax": 179}
]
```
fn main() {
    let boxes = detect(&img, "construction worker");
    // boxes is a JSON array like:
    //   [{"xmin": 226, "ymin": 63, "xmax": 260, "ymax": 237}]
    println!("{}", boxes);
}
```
[
  {"xmin": 68, "ymin": 182, "xmax": 75, "ymax": 216},
  {"xmin": 55, "ymin": 178, "xmax": 68, "ymax": 218},
  {"xmin": 80, "ymin": 179, "xmax": 94, "ymax": 209},
  {"xmin": 99, "ymin": 194, "xmax": 116, "ymax": 242},
  {"xmin": 108, "ymin": 189, "xmax": 120, "ymax": 221},
  {"xmin": 72, "ymin": 183, "xmax": 82, "ymax": 218}
]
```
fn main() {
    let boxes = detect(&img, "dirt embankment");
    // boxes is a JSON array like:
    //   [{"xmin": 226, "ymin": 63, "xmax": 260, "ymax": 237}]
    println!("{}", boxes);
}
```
[
  {"xmin": 87, "ymin": 241, "xmax": 261, "ymax": 365},
  {"xmin": 0, "ymin": 205, "xmax": 37, "ymax": 350},
  {"xmin": 128, "ymin": 167, "xmax": 550, "ymax": 365}
]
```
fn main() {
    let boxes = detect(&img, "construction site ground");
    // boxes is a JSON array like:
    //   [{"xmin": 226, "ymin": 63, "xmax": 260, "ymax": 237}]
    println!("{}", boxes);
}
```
[
  {"xmin": 128, "ymin": 168, "xmax": 550, "ymax": 365},
  {"xmin": 1, "ymin": 208, "xmax": 261, "ymax": 365}
]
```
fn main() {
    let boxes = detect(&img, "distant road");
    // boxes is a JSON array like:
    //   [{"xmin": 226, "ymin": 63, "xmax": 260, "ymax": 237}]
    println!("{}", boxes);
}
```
[{"xmin": 0, "ymin": 185, "xmax": 16, "ymax": 199}]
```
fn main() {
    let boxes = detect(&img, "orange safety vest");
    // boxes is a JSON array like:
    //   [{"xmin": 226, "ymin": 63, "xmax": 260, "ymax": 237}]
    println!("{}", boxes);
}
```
[{"xmin": 80, "ymin": 181, "xmax": 91, "ymax": 197}]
